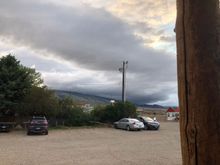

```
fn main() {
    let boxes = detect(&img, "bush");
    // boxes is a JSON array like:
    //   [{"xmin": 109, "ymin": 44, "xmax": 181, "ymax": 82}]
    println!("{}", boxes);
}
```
[
  {"xmin": 65, "ymin": 108, "xmax": 92, "ymax": 126},
  {"xmin": 90, "ymin": 105, "xmax": 105, "ymax": 121},
  {"xmin": 56, "ymin": 97, "xmax": 94, "ymax": 126},
  {"xmin": 91, "ymin": 101, "xmax": 137, "ymax": 123}
]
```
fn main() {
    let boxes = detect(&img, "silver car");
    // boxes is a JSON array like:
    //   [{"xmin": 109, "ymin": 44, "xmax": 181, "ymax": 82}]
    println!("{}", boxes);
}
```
[{"xmin": 114, "ymin": 118, "xmax": 144, "ymax": 131}]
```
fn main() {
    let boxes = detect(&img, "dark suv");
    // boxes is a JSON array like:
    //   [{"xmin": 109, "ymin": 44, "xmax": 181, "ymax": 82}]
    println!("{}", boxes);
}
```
[{"xmin": 27, "ymin": 116, "xmax": 48, "ymax": 135}]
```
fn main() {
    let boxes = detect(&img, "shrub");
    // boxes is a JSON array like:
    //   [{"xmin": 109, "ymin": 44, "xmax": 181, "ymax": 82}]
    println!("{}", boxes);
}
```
[
  {"xmin": 57, "ymin": 97, "xmax": 93, "ymax": 126},
  {"xmin": 91, "ymin": 101, "xmax": 137, "ymax": 123},
  {"xmin": 64, "ymin": 108, "xmax": 92, "ymax": 126}
]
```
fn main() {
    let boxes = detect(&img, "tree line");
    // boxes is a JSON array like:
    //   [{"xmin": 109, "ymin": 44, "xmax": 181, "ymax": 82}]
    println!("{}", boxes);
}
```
[{"xmin": 0, "ymin": 54, "xmax": 137, "ymax": 126}]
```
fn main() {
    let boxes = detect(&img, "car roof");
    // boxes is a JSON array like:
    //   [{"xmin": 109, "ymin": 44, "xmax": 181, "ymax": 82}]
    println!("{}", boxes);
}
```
[
  {"xmin": 120, "ymin": 118, "xmax": 139, "ymax": 121},
  {"xmin": 128, "ymin": 118, "xmax": 140, "ymax": 121}
]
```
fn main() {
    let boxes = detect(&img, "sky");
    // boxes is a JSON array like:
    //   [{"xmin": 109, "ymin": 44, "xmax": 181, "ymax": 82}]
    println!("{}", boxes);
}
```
[{"xmin": 0, "ymin": 0, "xmax": 178, "ymax": 106}]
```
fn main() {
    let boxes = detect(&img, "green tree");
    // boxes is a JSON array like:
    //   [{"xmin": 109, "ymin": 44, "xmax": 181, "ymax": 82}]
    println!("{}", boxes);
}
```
[
  {"xmin": 17, "ymin": 86, "xmax": 59, "ymax": 117},
  {"xmin": 0, "ymin": 54, "xmax": 43, "ymax": 114},
  {"xmin": 58, "ymin": 97, "xmax": 76, "ymax": 118}
]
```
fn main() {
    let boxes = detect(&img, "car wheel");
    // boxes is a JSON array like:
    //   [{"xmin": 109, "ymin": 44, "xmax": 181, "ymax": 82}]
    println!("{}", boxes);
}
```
[
  {"xmin": 126, "ymin": 125, "xmax": 130, "ymax": 131},
  {"xmin": 114, "ymin": 124, "xmax": 118, "ymax": 129},
  {"xmin": 27, "ymin": 131, "xmax": 31, "ymax": 135},
  {"xmin": 45, "ymin": 130, "xmax": 48, "ymax": 135}
]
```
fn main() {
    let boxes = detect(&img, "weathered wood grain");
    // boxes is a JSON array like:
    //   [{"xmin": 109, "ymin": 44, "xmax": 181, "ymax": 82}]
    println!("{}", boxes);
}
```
[{"xmin": 176, "ymin": 0, "xmax": 220, "ymax": 164}]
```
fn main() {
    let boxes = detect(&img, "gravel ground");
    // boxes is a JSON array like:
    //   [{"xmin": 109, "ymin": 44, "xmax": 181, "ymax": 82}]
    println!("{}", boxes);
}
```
[{"xmin": 0, "ymin": 122, "xmax": 181, "ymax": 165}]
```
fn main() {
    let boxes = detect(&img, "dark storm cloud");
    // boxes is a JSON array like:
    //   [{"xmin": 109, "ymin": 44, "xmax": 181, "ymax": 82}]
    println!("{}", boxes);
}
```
[{"xmin": 0, "ymin": 0, "xmax": 177, "ymax": 104}]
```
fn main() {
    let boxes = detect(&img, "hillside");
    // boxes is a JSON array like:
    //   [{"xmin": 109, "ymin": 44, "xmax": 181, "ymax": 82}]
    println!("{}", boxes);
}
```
[
  {"xmin": 54, "ymin": 90, "xmax": 168, "ymax": 109},
  {"xmin": 54, "ymin": 90, "xmax": 114, "ymax": 105}
]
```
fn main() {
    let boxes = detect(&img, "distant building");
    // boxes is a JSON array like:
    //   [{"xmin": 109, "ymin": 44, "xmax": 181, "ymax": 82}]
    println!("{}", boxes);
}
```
[
  {"xmin": 167, "ymin": 107, "xmax": 179, "ymax": 121},
  {"xmin": 81, "ymin": 104, "xmax": 94, "ymax": 113},
  {"xmin": 110, "ymin": 100, "xmax": 115, "ymax": 105}
]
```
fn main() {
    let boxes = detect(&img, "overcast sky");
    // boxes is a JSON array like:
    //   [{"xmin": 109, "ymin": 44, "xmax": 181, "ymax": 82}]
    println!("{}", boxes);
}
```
[{"xmin": 0, "ymin": 0, "xmax": 178, "ymax": 106}]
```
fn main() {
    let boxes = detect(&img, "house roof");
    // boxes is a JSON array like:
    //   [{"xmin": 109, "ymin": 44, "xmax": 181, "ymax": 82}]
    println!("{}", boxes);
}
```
[
  {"xmin": 167, "ymin": 107, "xmax": 179, "ymax": 112},
  {"xmin": 167, "ymin": 107, "xmax": 175, "ymax": 112},
  {"xmin": 174, "ymin": 107, "xmax": 180, "ymax": 112}
]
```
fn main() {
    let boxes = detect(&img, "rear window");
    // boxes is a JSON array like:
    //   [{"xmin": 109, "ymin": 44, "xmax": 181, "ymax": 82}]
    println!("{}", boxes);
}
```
[{"xmin": 32, "ymin": 117, "xmax": 46, "ymax": 120}]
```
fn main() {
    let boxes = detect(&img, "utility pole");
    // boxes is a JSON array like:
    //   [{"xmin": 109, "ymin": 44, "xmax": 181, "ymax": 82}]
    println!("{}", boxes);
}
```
[
  {"xmin": 176, "ymin": 0, "xmax": 220, "ymax": 164},
  {"xmin": 119, "ymin": 61, "xmax": 128, "ymax": 103}
]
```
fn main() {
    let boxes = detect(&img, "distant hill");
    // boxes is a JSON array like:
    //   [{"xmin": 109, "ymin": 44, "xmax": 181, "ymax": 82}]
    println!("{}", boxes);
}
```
[
  {"xmin": 54, "ymin": 90, "xmax": 167, "ymax": 109},
  {"xmin": 138, "ymin": 104, "xmax": 165, "ymax": 109},
  {"xmin": 54, "ymin": 90, "xmax": 114, "ymax": 105}
]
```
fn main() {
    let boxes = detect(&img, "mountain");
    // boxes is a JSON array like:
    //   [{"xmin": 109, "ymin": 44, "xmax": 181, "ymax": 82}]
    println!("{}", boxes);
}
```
[
  {"xmin": 54, "ymin": 90, "xmax": 114, "ymax": 105},
  {"xmin": 138, "ymin": 104, "xmax": 165, "ymax": 109},
  {"xmin": 54, "ymin": 90, "xmax": 166, "ymax": 109}
]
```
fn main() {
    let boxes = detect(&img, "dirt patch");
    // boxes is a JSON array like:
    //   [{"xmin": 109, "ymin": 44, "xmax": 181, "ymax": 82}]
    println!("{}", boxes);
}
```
[{"xmin": 0, "ymin": 122, "xmax": 181, "ymax": 165}]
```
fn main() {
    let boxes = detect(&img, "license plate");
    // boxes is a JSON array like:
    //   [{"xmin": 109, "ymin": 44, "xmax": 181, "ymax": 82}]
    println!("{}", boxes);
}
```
[
  {"xmin": 36, "ymin": 127, "xmax": 40, "ymax": 130},
  {"xmin": 1, "ymin": 126, "xmax": 6, "ymax": 128}
]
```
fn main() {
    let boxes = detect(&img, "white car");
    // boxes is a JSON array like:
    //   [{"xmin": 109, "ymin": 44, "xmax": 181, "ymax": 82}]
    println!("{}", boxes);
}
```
[{"xmin": 114, "ymin": 118, "xmax": 144, "ymax": 131}]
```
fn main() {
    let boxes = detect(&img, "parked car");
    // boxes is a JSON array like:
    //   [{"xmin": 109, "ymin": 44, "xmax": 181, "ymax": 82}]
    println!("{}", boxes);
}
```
[
  {"xmin": 137, "ymin": 116, "xmax": 160, "ymax": 130},
  {"xmin": 27, "ymin": 116, "xmax": 48, "ymax": 135},
  {"xmin": 0, "ymin": 123, "xmax": 11, "ymax": 132},
  {"xmin": 114, "ymin": 118, "xmax": 144, "ymax": 131},
  {"xmin": 0, "ymin": 116, "xmax": 16, "ymax": 132}
]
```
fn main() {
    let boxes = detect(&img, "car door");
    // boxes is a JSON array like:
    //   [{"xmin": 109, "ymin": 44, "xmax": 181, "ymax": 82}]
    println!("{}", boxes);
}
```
[
  {"xmin": 122, "ymin": 119, "xmax": 129, "ymax": 129},
  {"xmin": 117, "ymin": 119, "xmax": 123, "ymax": 129},
  {"xmin": 118, "ymin": 119, "xmax": 126, "ymax": 129}
]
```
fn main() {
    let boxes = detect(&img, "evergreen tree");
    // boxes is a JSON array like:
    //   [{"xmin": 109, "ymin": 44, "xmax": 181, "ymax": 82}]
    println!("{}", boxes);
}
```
[{"xmin": 0, "ymin": 54, "xmax": 43, "ymax": 115}]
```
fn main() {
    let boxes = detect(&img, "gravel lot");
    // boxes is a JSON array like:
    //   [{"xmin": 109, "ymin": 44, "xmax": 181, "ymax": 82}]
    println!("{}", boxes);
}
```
[{"xmin": 0, "ymin": 122, "xmax": 181, "ymax": 165}]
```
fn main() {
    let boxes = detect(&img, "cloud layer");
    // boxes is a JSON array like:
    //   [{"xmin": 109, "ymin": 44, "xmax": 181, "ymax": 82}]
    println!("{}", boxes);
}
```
[{"xmin": 0, "ymin": 0, "xmax": 177, "ymax": 105}]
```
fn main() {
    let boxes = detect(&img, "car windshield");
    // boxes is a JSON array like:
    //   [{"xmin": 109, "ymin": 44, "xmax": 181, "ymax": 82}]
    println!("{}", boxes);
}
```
[{"xmin": 142, "ymin": 117, "xmax": 154, "ymax": 122}]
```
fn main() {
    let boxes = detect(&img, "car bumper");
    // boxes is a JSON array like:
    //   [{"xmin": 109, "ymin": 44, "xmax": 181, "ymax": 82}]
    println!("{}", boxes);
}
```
[
  {"xmin": 131, "ymin": 125, "xmax": 144, "ymax": 130},
  {"xmin": 0, "ymin": 126, "xmax": 10, "ymax": 132},
  {"xmin": 149, "ymin": 124, "xmax": 160, "ymax": 130},
  {"xmin": 28, "ymin": 127, "xmax": 48, "ymax": 133}
]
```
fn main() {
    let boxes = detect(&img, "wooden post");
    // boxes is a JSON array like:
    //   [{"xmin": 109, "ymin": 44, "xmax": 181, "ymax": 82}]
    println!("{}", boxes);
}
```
[{"xmin": 176, "ymin": 0, "xmax": 220, "ymax": 164}]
